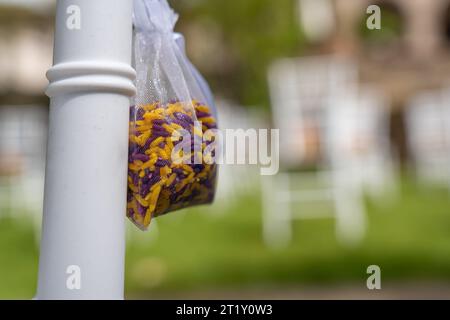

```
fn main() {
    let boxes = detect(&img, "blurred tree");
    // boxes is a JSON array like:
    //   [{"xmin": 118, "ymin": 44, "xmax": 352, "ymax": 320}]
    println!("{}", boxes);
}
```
[
  {"xmin": 359, "ymin": 2, "xmax": 403, "ymax": 45},
  {"xmin": 172, "ymin": 0, "xmax": 305, "ymax": 110}
]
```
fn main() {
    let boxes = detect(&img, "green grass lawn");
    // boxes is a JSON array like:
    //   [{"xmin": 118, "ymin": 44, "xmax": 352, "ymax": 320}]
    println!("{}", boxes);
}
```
[
  {"xmin": 1, "ymin": 178, "xmax": 450, "ymax": 299},
  {"xmin": 0, "ymin": 216, "xmax": 39, "ymax": 299}
]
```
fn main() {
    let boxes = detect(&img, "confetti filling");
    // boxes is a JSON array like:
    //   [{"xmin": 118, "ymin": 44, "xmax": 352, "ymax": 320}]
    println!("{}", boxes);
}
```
[{"xmin": 127, "ymin": 101, "xmax": 218, "ymax": 230}]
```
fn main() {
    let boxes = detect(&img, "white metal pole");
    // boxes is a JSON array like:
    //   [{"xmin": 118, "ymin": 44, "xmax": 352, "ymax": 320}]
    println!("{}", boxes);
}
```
[{"xmin": 36, "ymin": 0, "xmax": 135, "ymax": 299}]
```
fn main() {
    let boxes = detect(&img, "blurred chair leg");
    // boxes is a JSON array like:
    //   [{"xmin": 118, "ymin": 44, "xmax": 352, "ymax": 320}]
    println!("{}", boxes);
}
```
[
  {"xmin": 261, "ymin": 173, "xmax": 292, "ymax": 249},
  {"xmin": 333, "ymin": 184, "xmax": 366, "ymax": 246}
]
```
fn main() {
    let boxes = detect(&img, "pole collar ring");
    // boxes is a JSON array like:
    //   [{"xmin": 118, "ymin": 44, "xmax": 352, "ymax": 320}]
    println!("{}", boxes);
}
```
[{"xmin": 46, "ymin": 61, "xmax": 136, "ymax": 98}]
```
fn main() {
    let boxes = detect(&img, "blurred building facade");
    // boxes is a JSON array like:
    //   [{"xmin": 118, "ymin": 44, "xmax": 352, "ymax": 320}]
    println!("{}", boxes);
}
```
[
  {"xmin": 0, "ymin": 4, "xmax": 53, "ymax": 219},
  {"xmin": 299, "ymin": 0, "xmax": 450, "ymax": 163}
]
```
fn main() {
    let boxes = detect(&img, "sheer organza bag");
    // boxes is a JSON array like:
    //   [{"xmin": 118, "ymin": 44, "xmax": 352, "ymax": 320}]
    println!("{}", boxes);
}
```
[{"xmin": 127, "ymin": 0, "xmax": 218, "ymax": 230}]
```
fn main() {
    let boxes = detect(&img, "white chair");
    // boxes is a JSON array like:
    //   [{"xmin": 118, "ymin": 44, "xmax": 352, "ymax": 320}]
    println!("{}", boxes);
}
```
[
  {"xmin": 264, "ymin": 56, "xmax": 393, "ymax": 247},
  {"xmin": 406, "ymin": 90, "xmax": 450, "ymax": 187},
  {"xmin": 268, "ymin": 55, "xmax": 358, "ymax": 168},
  {"xmin": 324, "ymin": 88, "xmax": 395, "ymax": 198},
  {"xmin": 324, "ymin": 88, "xmax": 394, "ymax": 243}
]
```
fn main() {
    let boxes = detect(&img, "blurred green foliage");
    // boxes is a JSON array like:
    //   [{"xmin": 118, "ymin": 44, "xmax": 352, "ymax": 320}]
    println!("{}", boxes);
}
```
[{"xmin": 172, "ymin": 0, "xmax": 305, "ymax": 110}]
